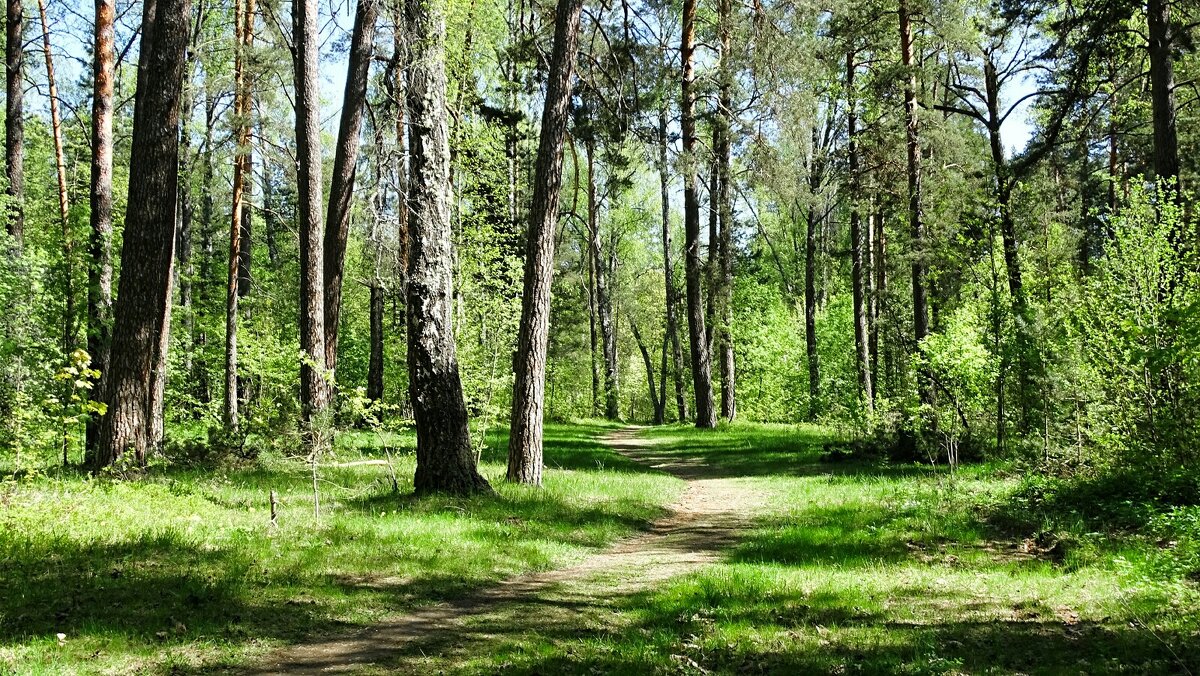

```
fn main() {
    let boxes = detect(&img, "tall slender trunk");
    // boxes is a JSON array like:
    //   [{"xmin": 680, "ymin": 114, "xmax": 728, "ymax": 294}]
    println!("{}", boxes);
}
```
[
  {"xmin": 681, "ymin": 0, "xmax": 716, "ymax": 428},
  {"xmin": 658, "ymin": 107, "xmax": 688, "ymax": 422},
  {"xmin": 846, "ymin": 52, "xmax": 873, "ymax": 410},
  {"xmin": 1146, "ymin": 0, "xmax": 1179, "ymax": 191},
  {"xmin": 705, "ymin": 157, "xmax": 717, "ymax": 353},
  {"xmin": 631, "ymin": 320, "xmax": 662, "ymax": 423},
  {"xmin": 86, "ymin": 0, "xmax": 115, "ymax": 459},
  {"xmin": 899, "ymin": 0, "xmax": 931, "ymax": 410},
  {"xmin": 587, "ymin": 224, "xmax": 600, "ymax": 416},
  {"xmin": 5, "ymin": 0, "xmax": 22, "ymax": 246},
  {"xmin": 323, "ymin": 0, "xmax": 379, "ymax": 378},
  {"xmin": 36, "ymin": 0, "xmax": 73, "ymax": 357},
  {"xmin": 506, "ymin": 0, "xmax": 585, "ymax": 484},
  {"xmin": 225, "ymin": 0, "xmax": 254, "ymax": 430},
  {"xmin": 293, "ymin": 0, "xmax": 328, "ymax": 433},
  {"xmin": 94, "ymin": 0, "xmax": 190, "ymax": 469},
  {"xmin": 195, "ymin": 89, "xmax": 216, "ymax": 405},
  {"xmin": 405, "ymin": 0, "xmax": 490, "ymax": 495},
  {"xmin": 869, "ymin": 202, "xmax": 883, "ymax": 396},
  {"xmin": 716, "ymin": 0, "xmax": 735, "ymax": 421},
  {"xmin": 587, "ymin": 140, "xmax": 619, "ymax": 420},
  {"xmin": 804, "ymin": 129, "xmax": 821, "ymax": 418}
]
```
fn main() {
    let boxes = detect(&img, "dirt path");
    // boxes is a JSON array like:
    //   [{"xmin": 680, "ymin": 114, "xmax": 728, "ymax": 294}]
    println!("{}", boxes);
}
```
[{"xmin": 250, "ymin": 426, "xmax": 766, "ymax": 674}]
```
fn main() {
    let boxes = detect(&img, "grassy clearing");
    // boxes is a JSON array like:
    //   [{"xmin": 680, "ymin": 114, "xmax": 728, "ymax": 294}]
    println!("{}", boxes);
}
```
[
  {"xmin": 0, "ymin": 422, "xmax": 683, "ymax": 674},
  {"xmin": 461, "ymin": 423, "xmax": 1200, "ymax": 675}
]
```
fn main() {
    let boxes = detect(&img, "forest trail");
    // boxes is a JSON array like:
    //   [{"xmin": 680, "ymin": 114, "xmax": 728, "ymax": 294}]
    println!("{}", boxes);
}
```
[{"xmin": 250, "ymin": 426, "xmax": 767, "ymax": 674}]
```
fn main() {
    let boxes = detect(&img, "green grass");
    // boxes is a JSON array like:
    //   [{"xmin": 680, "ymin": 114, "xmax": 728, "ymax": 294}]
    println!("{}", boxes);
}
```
[
  {"xmin": 451, "ymin": 422, "xmax": 1200, "ymax": 675},
  {"xmin": 0, "ymin": 422, "xmax": 683, "ymax": 674}
]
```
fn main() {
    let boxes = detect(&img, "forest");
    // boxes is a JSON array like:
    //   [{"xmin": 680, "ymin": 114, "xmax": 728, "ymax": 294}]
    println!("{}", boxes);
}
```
[{"xmin": 0, "ymin": 0, "xmax": 1199, "ymax": 671}]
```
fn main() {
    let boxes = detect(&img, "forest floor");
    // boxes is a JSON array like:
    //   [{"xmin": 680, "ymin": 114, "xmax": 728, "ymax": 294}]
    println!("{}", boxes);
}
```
[{"xmin": 3, "ymin": 422, "xmax": 1199, "ymax": 674}]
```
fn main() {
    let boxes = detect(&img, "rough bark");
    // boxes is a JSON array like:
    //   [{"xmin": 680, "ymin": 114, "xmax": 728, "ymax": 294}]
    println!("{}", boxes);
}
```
[
  {"xmin": 37, "ymin": 0, "xmax": 73, "ymax": 356},
  {"xmin": 587, "ymin": 140, "xmax": 619, "ymax": 420},
  {"xmin": 367, "ymin": 280, "xmax": 385, "ymax": 403},
  {"xmin": 804, "ymin": 129, "xmax": 821, "ymax": 418},
  {"xmin": 94, "ymin": 0, "xmax": 190, "ymax": 470},
  {"xmin": 293, "ymin": 0, "xmax": 328, "ymax": 431},
  {"xmin": 681, "ymin": 0, "xmax": 716, "ymax": 429},
  {"xmin": 85, "ymin": 0, "xmax": 116, "ymax": 459},
  {"xmin": 5, "ymin": 0, "xmax": 22, "ymax": 246},
  {"xmin": 658, "ymin": 107, "xmax": 688, "ymax": 422},
  {"xmin": 323, "ymin": 0, "xmax": 378, "ymax": 376},
  {"xmin": 899, "ymin": 0, "xmax": 932, "ymax": 410},
  {"xmin": 847, "ymin": 52, "xmax": 873, "ymax": 410},
  {"xmin": 1146, "ymin": 0, "xmax": 1179, "ymax": 190},
  {"xmin": 225, "ymin": 0, "xmax": 254, "ymax": 430},
  {"xmin": 506, "ymin": 0, "xmax": 585, "ymax": 484},
  {"xmin": 405, "ymin": 0, "xmax": 491, "ymax": 495},
  {"xmin": 715, "ymin": 0, "xmax": 735, "ymax": 422}
]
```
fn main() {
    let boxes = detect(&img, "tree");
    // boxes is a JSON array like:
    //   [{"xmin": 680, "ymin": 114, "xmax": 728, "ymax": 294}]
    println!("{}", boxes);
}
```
[
  {"xmin": 293, "ymin": 0, "xmax": 328, "ymax": 435},
  {"xmin": 225, "ymin": 0, "xmax": 255, "ymax": 431},
  {"xmin": 658, "ymin": 106, "xmax": 688, "ymax": 422},
  {"xmin": 715, "ymin": 0, "xmax": 736, "ymax": 421},
  {"xmin": 405, "ymin": 0, "xmax": 491, "ymax": 495},
  {"xmin": 5, "ymin": 0, "xmax": 22, "ymax": 247},
  {"xmin": 94, "ymin": 0, "xmax": 192, "ymax": 469},
  {"xmin": 506, "ymin": 0, "xmax": 586, "ymax": 485},
  {"xmin": 680, "ymin": 0, "xmax": 716, "ymax": 429},
  {"xmin": 846, "ymin": 49, "xmax": 873, "ymax": 409}
]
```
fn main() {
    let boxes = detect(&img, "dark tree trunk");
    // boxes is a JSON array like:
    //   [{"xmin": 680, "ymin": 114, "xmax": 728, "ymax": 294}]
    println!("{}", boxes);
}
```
[
  {"xmin": 631, "ymin": 320, "xmax": 662, "ymax": 424},
  {"xmin": 804, "ymin": 128, "xmax": 821, "ymax": 419},
  {"xmin": 716, "ymin": 0, "xmax": 735, "ymax": 422},
  {"xmin": 586, "ymin": 222, "xmax": 600, "ymax": 416},
  {"xmin": 225, "ymin": 0, "xmax": 254, "ymax": 430},
  {"xmin": 195, "ymin": 90, "xmax": 217, "ymax": 406},
  {"xmin": 86, "ymin": 0, "xmax": 116, "ymax": 459},
  {"xmin": 1146, "ymin": 0, "xmax": 1179, "ymax": 190},
  {"xmin": 587, "ymin": 140, "xmax": 619, "ymax": 421},
  {"xmin": 5, "ymin": 0, "xmax": 22, "ymax": 246},
  {"xmin": 94, "ymin": 0, "xmax": 190, "ymax": 470},
  {"xmin": 506, "ymin": 0, "xmax": 585, "ymax": 485},
  {"xmin": 681, "ymin": 0, "xmax": 716, "ymax": 429},
  {"xmin": 367, "ymin": 281, "xmax": 385, "ymax": 403},
  {"xmin": 658, "ymin": 107, "xmax": 688, "ymax": 422},
  {"xmin": 899, "ymin": 0, "xmax": 932, "ymax": 410},
  {"xmin": 869, "ymin": 203, "xmax": 883, "ymax": 397},
  {"xmin": 405, "ymin": 0, "xmax": 490, "ymax": 495},
  {"xmin": 293, "ymin": 0, "xmax": 328, "ymax": 431},
  {"xmin": 323, "ymin": 0, "xmax": 378, "ymax": 377},
  {"xmin": 847, "ymin": 52, "xmax": 873, "ymax": 409}
]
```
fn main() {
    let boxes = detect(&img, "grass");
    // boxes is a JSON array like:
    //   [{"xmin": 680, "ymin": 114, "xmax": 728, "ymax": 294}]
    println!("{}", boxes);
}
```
[
  {"xmin": 0, "ymin": 421, "xmax": 683, "ymax": 674},
  {"xmin": 442, "ymin": 422, "xmax": 1200, "ymax": 675}
]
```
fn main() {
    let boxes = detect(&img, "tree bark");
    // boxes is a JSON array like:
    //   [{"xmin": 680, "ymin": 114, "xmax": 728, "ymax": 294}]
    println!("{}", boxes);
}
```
[
  {"xmin": 804, "ymin": 128, "xmax": 821, "ymax": 419},
  {"xmin": 225, "ymin": 0, "xmax": 254, "ymax": 430},
  {"xmin": 94, "ymin": 0, "xmax": 190, "ymax": 470},
  {"xmin": 405, "ymin": 0, "xmax": 491, "ymax": 495},
  {"xmin": 715, "ymin": 0, "xmax": 736, "ymax": 421},
  {"xmin": 587, "ymin": 139, "xmax": 619, "ymax": 420},
  {"xmin": 86, "ymin": 0, "xmax": 115, "ymax": 458},
  {"xmin": 1146, "ymin": 0, "xmax": 1179, "ymax": 190},
  {"xmin": 323, "ymin": 0, "xmax": 378, "ymax": 377},
  {"xmin": 506, "ymin": 0, "xmax": 585, "ymax": 484},
  {"xmin": 293, "ymin": 0, "xmax": 328, "ymax": 433},
  {"xmin": 658, "ymin": 107, "xmax": 688, "ymax": 422},
  {"xmin": 681, "ymin": 0, "xmax": 716, "ymax": 429},
  {"xmin": 36, "ymin": 0, "xmax": 73, "ymax": 358},
  {"xmin": 5, "ymin": 0, "xmax": 22, "ymax": 247},
  {"xmin": 846, "ymin": 51, "xmax": 873, "ymax": 410}
]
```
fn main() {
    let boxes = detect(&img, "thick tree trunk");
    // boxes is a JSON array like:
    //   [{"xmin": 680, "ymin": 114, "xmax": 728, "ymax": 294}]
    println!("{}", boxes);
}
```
[
  {"xmin": 323, "ymin": 0, "xmax": 378, "ymax": 377},
  {"xmin": 899, "ymin": 0, "xmax": 931, "ymax": 410},
  {"xmin": 1146, "ymin": 0, "xmax": 1179, "ymax": 190},
  {"xmin": 293, "ymin": 0, "xmax": 328, "ymax": 433},
  {"xmin": 846, "ymin": 52, "xmax": 873, "ymax": 410},
  {"xmin": 658, "ymin": 107, "xmax": 688, "ymax": 422},
  {"xmin": 405, "ymin": 0, "xmax": 490, "ymax": 495},
  {"xmin": 5, "ymin": 0, "xmax": 22, "ymax": 246},
  {"xmin": 587, "ymin": 140, "xmax": 619, "ymax": 420},
  {"xmin": 506, "ymin": 0, "xmax": 585, "ymax": 484},
  {"xmin": 681, "ymin": 0, "xmax": 716, "ymax": 429},
  {"xmin": 94, "ymin": 0, "xmax": 190, "ymax": 470},
  {"xmin": 37, "ymin": 0, "xmax": 73, "ymax": 359},
  {"xmin": 86, "ymin": 0, "xmax": 115, "ymax": 459}
]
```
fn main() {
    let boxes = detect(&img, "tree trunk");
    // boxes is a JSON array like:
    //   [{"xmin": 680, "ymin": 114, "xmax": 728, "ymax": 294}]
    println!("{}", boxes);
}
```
[
  {"xmin": 293, "ymin": 0, "xmax": 328, "ymax": 433},
  {"xmin": 225, "ymin": 0, "xmax": 254, "ymax": 431},
  {"xmin": 94, "ymin": 0, "xmax": 190, "ymax": 470},
  {"xmin": 86, "ymin": 0, "xmax": 116, "ymax": 459},
  {"xmin": 1146, "ymin": 0, "xmax": 1179, "ymax": 190},
  {"xmin": 899, "ymin": 0, "xmax": 931, "ymax": 410},
  {"xmin": 681, "ymin": 0, "xmax": 716, "ymax": 429},
  {"xmin": 367, "ymin": 280, "xmax": 385, "ymax": 403},
  {"xmin": 587, "ymin": 140, "xmax": 619, "ymax": 421},
  {"xmin": 405, "ymin": 0, "xmax": 491, "ymax": 495},
  {"xmin": 506, "ymin": 0, "xmax": 585, "ymax": 485},
  {"xmin": 631, "ymin": 320, "xmax": 662, "ymax": 424},
  {"xmin": 716, "ymin": 0, "xmax": 736, "ymax": 421},
  {"xmin": 869, "ymin": 202, "xmax": 883, "ymax": 396},
  {"xmin": 323, "ymin": 0, "xmax": 378, "ymax": 377},
  {"xmin": 36, "ymin": 0, "xmax": 73, "ymax": 359},
  {"xmin": 5, "ymin": 0, "xmax": 22, "ymax": 247},
  {"xmin": 658, "ymin": 107, "xmax": 688, "ymax": 422},
  {"xmin": 846, "ymin": 52, "xmax": 873, "ymax": 410},
  {"xmin": 804, "ymin": 129, "xmax": 821, "ymax": 419}
]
